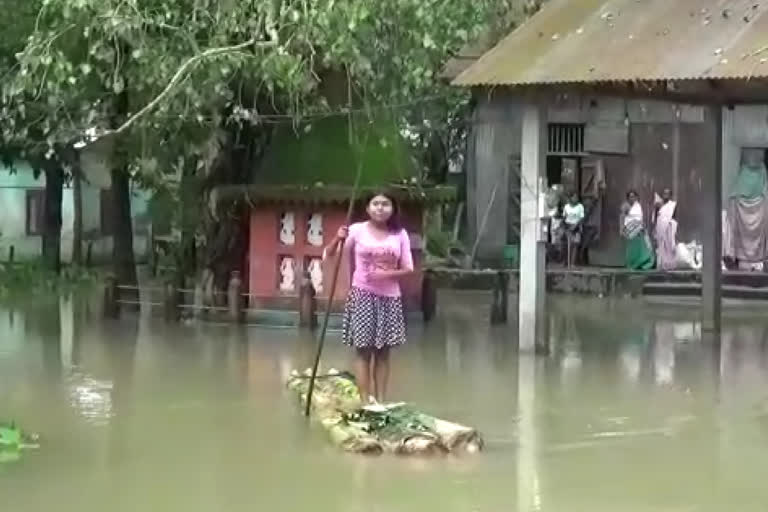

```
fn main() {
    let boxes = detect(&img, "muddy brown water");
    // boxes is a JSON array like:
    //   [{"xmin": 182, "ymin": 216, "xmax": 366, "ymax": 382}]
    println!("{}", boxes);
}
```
[{"xmin": 2, "ymin": 290, "xmax": 768, "ymax": 511}]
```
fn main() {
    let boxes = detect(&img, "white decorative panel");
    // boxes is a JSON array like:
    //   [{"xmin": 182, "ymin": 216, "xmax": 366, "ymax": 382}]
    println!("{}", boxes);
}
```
[
  {"xmin": 279, "ymin": 212, "xmax": 296, "ymax": 246},
  {"xmin": 278, "ymin": 256, "xmax": 296, "ymax": 292},
  {"xmin": 307, "ymin": 213, "xmax": 324, "ymax": 247},
  {"xmin": 308, "ymin": 258, "xmax": 324, "ymax": 294}
]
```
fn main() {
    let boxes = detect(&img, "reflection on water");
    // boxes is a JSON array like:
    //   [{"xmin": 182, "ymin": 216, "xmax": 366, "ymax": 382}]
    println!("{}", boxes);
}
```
[
  {"xmin": 2, "ymin": 291, "xmax": 768, "ymax": 510},
  {"xmin": 65, "ymin": 372, "xmax": 114, "ymax": 426}
]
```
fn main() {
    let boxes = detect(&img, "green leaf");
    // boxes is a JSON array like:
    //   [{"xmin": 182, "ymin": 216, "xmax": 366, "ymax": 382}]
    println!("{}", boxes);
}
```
[{"xmin": 0, "ymin": 425, "xmax": 21, "ymax": 447}]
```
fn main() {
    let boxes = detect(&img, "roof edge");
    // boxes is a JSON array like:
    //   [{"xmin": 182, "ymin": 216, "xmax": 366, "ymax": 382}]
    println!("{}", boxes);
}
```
[{"xmin": 212, "ymin": 184, "xmax": 458, "ymax": 207}]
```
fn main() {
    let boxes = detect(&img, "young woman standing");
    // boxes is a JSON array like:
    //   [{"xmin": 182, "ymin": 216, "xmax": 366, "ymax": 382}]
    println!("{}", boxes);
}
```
[
  {"xmin": 621, "ymin": 190, "xmax": 655, "ymax": 270},
  {"xmin": 323, "ymin": 191, "xmax": 414, "ymax": 404}
]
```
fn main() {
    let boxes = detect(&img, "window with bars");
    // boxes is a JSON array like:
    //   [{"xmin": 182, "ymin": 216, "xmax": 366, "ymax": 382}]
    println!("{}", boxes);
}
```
[{"xmin": 548, "ymin": 124, "xmax": 585, "ymax": 155}]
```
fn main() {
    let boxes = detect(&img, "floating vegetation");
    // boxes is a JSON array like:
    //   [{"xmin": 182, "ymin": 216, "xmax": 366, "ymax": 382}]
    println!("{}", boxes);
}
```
[
  {"xmin": 286, "ymin": 369, "xmax": 483, "ymax": 456},
  {"xmin": 0, "ymin": 422, "xmax": 40, "ymax": 464}
]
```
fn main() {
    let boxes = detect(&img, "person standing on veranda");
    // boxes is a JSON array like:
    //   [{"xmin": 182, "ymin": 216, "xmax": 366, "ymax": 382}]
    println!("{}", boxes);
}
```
[
  {"xmin": 621, "ymin": 190, "xmax": 655, "ymax": 270},
  {"xmin": 653, "ymin": 188, "xmax": 678, "ymax": 271},
  {"xmin": 562, "ymin": 191, "xmax": 585, "ymax": 267}
]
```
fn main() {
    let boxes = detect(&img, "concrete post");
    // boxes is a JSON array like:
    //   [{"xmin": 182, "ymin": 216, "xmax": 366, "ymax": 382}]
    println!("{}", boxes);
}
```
[
  {"xmin": 516, "ymin": 354, "xmax": 539, "ymax": 511},
  {"xmin": 518, "ymin": 102, "xmax": 547, "ymax": 352},
  {"xmin": 702, "ymin": 106, "xmax": 723, "ymax": 333}
]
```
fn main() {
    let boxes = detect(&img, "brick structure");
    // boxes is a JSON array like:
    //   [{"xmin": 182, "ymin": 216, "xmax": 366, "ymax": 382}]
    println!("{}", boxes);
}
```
[{"xmin": 247, "ymin": 200, "xmax": 427, "ymax": 312}]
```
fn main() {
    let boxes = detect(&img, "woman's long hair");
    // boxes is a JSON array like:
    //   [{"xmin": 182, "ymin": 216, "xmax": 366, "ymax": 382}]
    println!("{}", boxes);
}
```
[{"xmin": 363, "ymin": 189, "xmax": 402, "ymax": 233}]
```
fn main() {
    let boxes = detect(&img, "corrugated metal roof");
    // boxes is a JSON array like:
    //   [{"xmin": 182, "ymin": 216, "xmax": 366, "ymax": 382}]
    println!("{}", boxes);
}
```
[
  {"xmin": 440, "ymin": 55, "xmax": 483, "ymax": 80},
  {"xmin": 439, "ymin": 35, "xmax": 497, "ymax": 80},
  {"xmin": 453, "ymin": 0, "xmax": 768, "ymax": 87}
]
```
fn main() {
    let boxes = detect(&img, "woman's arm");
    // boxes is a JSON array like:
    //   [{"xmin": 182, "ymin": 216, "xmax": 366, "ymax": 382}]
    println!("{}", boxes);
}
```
[{"xmin": 322, "ymin": 225, "xmax": 349, "ymax": 260}]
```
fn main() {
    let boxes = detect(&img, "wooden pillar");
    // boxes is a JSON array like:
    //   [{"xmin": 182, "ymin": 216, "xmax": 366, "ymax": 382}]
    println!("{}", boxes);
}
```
[
  {"xmin": 672, "ymin": 110, "xmax": 681, "ymax": 199},
  {"xmin": 298, "ymin": 270, "xmax": 317, "ymax": 329},
  {"xmin": 193, "ymin": 281, "xmax": 204, "ymax": 319},
  {"xmin": 103, "ymin": 276, "xmax": 119, "ymax": 318},
  {"xmin": 702, "ymin": 105, "xmax": 723, "ymax": 334},
  {"xmin": 227, "ymin": 271, "xmax": 243, "ymax": 323},
  {"xmin": 490, "ymin": 271, "xmax": 509, "ymax": 324},
  {"xmin": 149, "ymin": 233, "xmax": 157, "ymax": 277},
  {"xmin": 421, "ymin": 270, "xmax": 437, "ymax": 323},
  {"xmin": 518, "ymin": 102, "xmax": 547, "ymax": 353},
  {"xmin": 164, "ymin": 280, "xmax": 179, "ymax": 322}
]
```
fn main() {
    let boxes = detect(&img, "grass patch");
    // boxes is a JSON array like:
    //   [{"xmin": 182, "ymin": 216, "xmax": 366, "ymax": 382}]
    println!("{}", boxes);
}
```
[{"xmin": 0, "ymin": 261, "xmax": 101, "ymax": 298}]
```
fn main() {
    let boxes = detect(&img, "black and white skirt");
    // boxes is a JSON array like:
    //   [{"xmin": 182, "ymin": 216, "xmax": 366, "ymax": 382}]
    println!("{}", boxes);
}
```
[{"xmin": 341, "ymin": 287, "xmax": 407, "ymax": 350}]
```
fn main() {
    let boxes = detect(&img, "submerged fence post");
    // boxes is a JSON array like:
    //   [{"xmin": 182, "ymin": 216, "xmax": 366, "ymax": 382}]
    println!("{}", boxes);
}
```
[
  {"xmin": 103, "ymin": 276, "xmax": 119, "ymax": 318},
  {"xmin": 421, "ymin": 270, "xmax": 437, "ymax": 323},
  {"xmin": 299, "ymin": 270, "xmax": 317, "ymax": 329},
  {"xmin": 490, "ymin": 271, "xmax": 509, "ymax": 324},
  {"xmin": 193, "ymin": 281, "xmax": 204, "ymax": 319},
  {"xmin": 228, "ymin": 271, "xmax": 243, "ymax": 323},
  {"xmin": 8, "ymin": 245, "xmax": 14, "ymax": 263},
  {"xmin": 164, "ymin": 280, "xmax": 179, "ymax": 322}
]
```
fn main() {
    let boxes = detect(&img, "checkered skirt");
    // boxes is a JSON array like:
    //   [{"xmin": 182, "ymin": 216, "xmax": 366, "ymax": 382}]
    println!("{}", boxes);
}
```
[{"xmin": 341, "ymin": 287, "xmax": 407, "ymax": 349}]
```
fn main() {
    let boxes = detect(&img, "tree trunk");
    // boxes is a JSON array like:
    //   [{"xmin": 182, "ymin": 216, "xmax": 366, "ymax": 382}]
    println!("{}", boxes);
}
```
[
  {"xmin": 109, "ymin": 60, "xmax": 138, "ymax": 291},
  {"xmin": 176, "ymin": 161, "xmax": 199, "ymax": 290},
  {"xmin": 111, "ymin": 165, "xmax": 137, "ymax": 288},
  {"xmin": 42, "ymin": 165, "xmax": 63, "ymax": 273},
  {"xmin": 72, "ymin": 165, "xmax": 83, "ymax": 265},
  {"xmin": 202, "ymin": 121, "xmax": 272, "ymax": 297},
  {"xmin": 425, "ymin": 131, "xmax": 448, "ymax": 184}
]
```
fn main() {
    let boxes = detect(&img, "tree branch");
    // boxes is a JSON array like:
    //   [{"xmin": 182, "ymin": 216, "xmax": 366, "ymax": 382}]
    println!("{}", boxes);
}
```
[{"xmin": 80, "ymin": 37, "xmax": 276, "ymax": 145}]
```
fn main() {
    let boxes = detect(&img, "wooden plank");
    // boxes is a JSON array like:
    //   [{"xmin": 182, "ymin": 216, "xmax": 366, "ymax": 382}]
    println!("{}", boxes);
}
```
[{"xmin": 584, "ymin": 121, "xmax": 629, "ymax": 154}]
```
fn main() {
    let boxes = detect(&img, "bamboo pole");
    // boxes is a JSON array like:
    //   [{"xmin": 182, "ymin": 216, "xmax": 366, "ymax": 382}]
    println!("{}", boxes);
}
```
[
  {"xmin": 304, "ymin": 158, "xmax": 365, "ymax": 417},
  {"xmin": 466, "ymin": 177, "xmax": 501, "ymax": 268},
  {"xmin": 305, "ymin": 77, "xmax": 369, "ymax": 417}
]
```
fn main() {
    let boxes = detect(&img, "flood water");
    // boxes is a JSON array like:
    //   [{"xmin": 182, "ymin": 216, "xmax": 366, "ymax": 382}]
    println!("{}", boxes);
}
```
[{"xmin": 2, "ymin": 290, "xmax": 768, "ymax": 511}]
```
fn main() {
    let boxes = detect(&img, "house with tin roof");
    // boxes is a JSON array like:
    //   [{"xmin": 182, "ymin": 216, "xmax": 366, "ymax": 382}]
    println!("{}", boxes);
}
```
[{"xmin": 452, "ymin": 0, "xmax": 768, "ymax": 349}]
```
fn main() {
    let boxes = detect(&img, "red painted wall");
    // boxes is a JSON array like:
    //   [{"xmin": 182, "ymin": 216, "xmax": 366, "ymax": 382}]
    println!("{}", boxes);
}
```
[{"xmin": 247, "ymin": 204, "xmax": 424, "ymax": 311}]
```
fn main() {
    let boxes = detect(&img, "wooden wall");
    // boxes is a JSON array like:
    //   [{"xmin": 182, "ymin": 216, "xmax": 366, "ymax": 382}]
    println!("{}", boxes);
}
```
[{"xmin": 465, "ymin": 90, "xmax": 727, "ymax": 266}]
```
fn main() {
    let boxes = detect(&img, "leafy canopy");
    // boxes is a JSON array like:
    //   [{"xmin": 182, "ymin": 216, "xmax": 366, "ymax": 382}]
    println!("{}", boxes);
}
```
[{"xmin": 1, "ymin": 0, "xmax": 503, "ymax": 167}]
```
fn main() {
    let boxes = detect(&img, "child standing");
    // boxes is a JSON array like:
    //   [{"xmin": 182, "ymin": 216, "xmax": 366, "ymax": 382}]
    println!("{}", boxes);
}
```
[
  {"xmin": 323, "ymin": 190, "xmax": 414, "ymax": 403},
  {"xmin": 562, "ymin": 191, "xmax": 585, "ymax": 267}
]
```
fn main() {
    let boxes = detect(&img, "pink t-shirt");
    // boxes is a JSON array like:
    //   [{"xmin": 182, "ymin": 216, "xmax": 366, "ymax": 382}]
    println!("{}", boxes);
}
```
[{"xmin": 342, "ymin": 221, "xmax": 414, "ymax": 297}]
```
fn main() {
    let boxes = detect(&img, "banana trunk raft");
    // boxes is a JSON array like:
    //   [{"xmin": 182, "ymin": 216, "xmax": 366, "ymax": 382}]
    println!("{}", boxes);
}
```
[
  {"xmin": 0, "ymin": 422, "xmax": 40, "ymax": 464},
  {"xmin": 286, "ymin": 369, "xmax": 483, "ymax": 456}
]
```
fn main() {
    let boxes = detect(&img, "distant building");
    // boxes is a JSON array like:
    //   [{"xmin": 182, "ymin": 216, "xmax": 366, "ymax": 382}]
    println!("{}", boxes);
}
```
[
  {"xmin": 453, "ymin": 0, "xmax": 768, "ymax": 267},
  {"xmin": 0, "ymin": 145, "xmax": 151, "ymax": 264},
  {"xmin": 214, "ymin": 115, "xmax": 455, "ymax": 313}
]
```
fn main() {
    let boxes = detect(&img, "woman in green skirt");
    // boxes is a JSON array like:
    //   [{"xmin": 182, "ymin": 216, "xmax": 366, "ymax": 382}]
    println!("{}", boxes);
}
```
[{"xmin": 620, "ymin": 190, "xmax": 655, "ymax": 270}]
